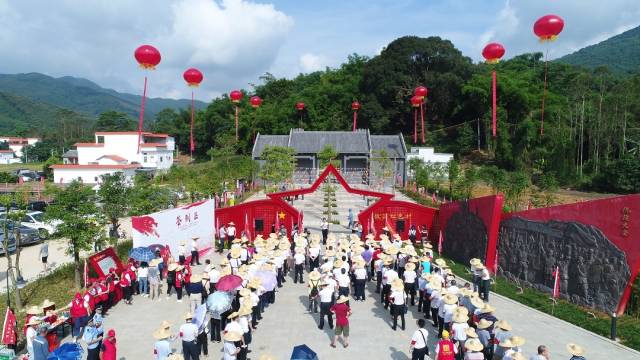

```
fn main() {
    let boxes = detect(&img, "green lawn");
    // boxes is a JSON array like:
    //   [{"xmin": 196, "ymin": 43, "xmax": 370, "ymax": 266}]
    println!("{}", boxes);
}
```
[{"xmin": 0, "ymin": 162, "xmax": 43, "ymax": 173}]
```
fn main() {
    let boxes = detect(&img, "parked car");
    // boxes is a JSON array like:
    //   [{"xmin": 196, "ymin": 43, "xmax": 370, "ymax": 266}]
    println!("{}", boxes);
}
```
[
  {"xmin": 0, "ymin": 232, "xmax": 17, "ymax": 255},
  {"xmin": 0, "ymin": 220, "xmax": 41, "ymax": 246},
  {"xmin": 20, "ymin": 211, "xmax": 58, "ymax": 239},
  {"xmin": 27, "ymin": 201, "xmax": 48, "ymax": 212}
]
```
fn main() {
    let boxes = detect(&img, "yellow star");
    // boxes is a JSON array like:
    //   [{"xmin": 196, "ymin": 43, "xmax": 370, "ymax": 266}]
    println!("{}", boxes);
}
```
[{"xmin": 278, "ymin": 211, "xmax": 286, "ymax": 220}]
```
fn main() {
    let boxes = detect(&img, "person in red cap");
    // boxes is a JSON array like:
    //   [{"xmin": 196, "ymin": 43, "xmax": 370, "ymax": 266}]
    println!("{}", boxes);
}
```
[
  {"xmin": 100, "ymin": 329, "xmax": 117, "ymax": 360},
  {"xmin": 69, "ymin": 292, "xmax": 90, "ymax": 343}
]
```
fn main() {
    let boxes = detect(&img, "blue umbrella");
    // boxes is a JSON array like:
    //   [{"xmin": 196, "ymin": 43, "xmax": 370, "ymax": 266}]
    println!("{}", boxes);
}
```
[
  {"xmin": 290, "ymin": 344, "xmax": 318, "ymax": 360},
  {"xmin": 255, "ymin": 270, "xmax": 277, "ymax": 291},
  {"xmin": 128, "ymin": 247, "xmax": 155, "ymax": 262},
  {"xmin": 206, "ymin": 291, "xmax": 234, "ymax": 314},
  {"xmin": 47, "ymin": 343, "xmax": 84, "ymax": 360}
]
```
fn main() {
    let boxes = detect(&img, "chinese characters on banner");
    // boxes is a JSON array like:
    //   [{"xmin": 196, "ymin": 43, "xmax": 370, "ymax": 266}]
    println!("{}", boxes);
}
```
[{"xmin": 621, "ymin": 207, "xmax": 631, "ymax": 238}]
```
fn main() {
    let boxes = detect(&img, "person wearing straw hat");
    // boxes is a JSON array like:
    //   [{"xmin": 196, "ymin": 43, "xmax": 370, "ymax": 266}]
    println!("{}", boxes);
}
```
[
  {"xmin": 153, "ymin": 325, "xmax": 173, "ymax": 360},
  {"xmin": 190, "ymin": 236, "xmax": 201, "ymax": 266},
  {"xmin": 353, "ymin": 259, "xmax": 368, "ymax": 301},
  {"xmin": 494, "ymin": 320, "xmax": 513, "ymax": 359},
  {"xmin": 463, "ymin": 338, "xmax": 484, "ymax": 360},
  {"xmin": 330, "ymin": 295, "xmax": 352, "ymax": 348},
  {"xmin": 227, "ymin": 222, "xmax": 237, "ymax": 248},
  {"xmin": 409, "ymin": 319, "xmax": 430, "ymax": 360},
  {"xmin": 451, "ymin": 310, "xmax": 469, "ymax": 360},
  {"xmin": 429, "ymin": 280, "xmax": 443, "ymax": 328},
  {"xmin": 381, "ymin": 259, "xmax": 398, "ymax": 309},
  {"xmin": 222, "ymin": 331, "xmax": 242, "ymax": 360},
  {"xmin": 440, "ymin": 293, "xmax": 458, "ymax": 338},
  {"xmin": 435, "ymin": 330, "xmax": 458, "ymax": 360},
  {"xmin": 307, "ymin": 270, "xmax": 322, "ymax": 313},
  {"xmin": 503, "ymin": 336, "xmax": 525, "ymax": 360},
  {"xmin": 417, "ymin": 272, "xmax": 430, "ymax": 316},
  {"xmin": 187, "ymin": 274, "xmax": 204, "ymax": 313},
  {"xmin": 476, "ymin": 263, "xmax": 491, "ymax": 301},
  {"xmin": 25, "ymin": 317, "xmax": 41, "ymax": 359},
  {"xmin": 403, "ymin": 262, "xmax": 418, "ymax": 306},
  {"xmin": 566, "ymin": 343, "xmax": 586, "ymax": 360},
  {"xmin": 474, "ymin": 318, "xmax": 493, "ymax": 359},
  {"xmin": 178, "ymin": 312, "xmax": 199, "ymax": 360},
  {"xmin": 293, "ymin": 247, "xmax": 306, "ymax": 283},
  {"xmin": 166, "ymin": 262, "xmax": 178, "ymax": 299},
  {"xmin": 318, "ymin": 281, "xmax": 335, "ymax": 330},
  {"xmin": 389, "ymin": 278, "xmax": 407, "ymax": 331}
]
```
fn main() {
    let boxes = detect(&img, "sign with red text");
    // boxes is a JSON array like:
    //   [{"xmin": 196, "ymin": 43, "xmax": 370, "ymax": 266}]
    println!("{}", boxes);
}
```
[{"xmin": 132, "ymin": 200, "xmax": 215, "ymax": 258}]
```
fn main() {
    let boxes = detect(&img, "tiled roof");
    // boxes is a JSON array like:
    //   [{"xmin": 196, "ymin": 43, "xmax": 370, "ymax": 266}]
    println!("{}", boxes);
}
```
[
  {"xmin": 62, "ymin": 150, "xmax": 78, "ymax": 158},
  {"xmin": 370, "ymin": 135, "xmax": 406, "ymax": 158},
  {"xmin": 252, "ymin": 134, "xmax": 289, "ymax": 157},
  {"xmin": 97, "ymin": 155, "xmax": 128, "ymax": 162}
]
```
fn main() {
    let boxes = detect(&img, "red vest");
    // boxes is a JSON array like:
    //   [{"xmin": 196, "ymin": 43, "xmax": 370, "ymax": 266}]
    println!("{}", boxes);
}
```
[
  {"xmin": 437, "ymin": 339, "xmax": 456, "ymax": 360},
  {"xmin": 70, "ymin": 299, "xmax": 86, "ymax": 318},
  {"xmin": 101, "ymin": 339, "xmax": 117, "ymax": 360},
  {"xmin": 175, "ymin": 273, "xmax": 183, "ymax": 288}
]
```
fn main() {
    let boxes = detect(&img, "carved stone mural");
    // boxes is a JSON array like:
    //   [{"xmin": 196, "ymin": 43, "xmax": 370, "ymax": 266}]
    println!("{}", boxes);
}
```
[
  {"xmin": 498, "ymin": 217, "xmax": 631, "ymax": 312},
  {"xmin": 443, "ymin": 202, "xmax": 488, "ymax": 265}
]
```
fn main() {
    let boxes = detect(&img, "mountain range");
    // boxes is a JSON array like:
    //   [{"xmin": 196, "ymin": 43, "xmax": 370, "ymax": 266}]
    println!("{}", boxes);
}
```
[
  {"xmin": 0, "ymin": 72, "xmax": 206, "ymax": 135},
  {"xmin": 558, "ymin": 25, "xmax": 640, "ymax": 74}
]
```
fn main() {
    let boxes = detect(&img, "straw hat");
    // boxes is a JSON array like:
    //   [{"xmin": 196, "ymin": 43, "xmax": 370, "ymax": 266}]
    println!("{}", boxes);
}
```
[
  {"xmin": 228, "ymin": 311, "xmax": 240, "ymax": 319},
  {"xmin": 180, "ymin": 240, "xmax": 186, "ymax": 246},
  {"xmin": 184, "ymin": 312, "xmax": 193, "ymax": 320},
  {"xmin": 510, "ymin": 354, "xmax": 527, "ymax": 360},
  {"xmin": 383, "ymin": 258, "xmax": 394, "ymax": 266},
  {"xmin": 25, "ymin": 318, "xmax": 41, "ymax": 326},
  {"xmin": 160, "ymin": 320, "xmax": 172, "ymax": 329},
  {"xmin": 239, "ymin": 288, "xmax": 251, "ymax": 297},
  {"xmin": 248, "ymin": 277, "xmax": 262, "ymax": 289},
  {"xmin": 168, "ymin": 263, "xmax": 178, "ymax": 271},
  {"xmin": 476, "ymin": 318, "xmax": 493, "ymax": 329},
  {"xmin": 566, "ymin": 343, "xmax": 585, "ymax": 357},
  {"xmin": 385, "ymin": 247, "xmax": 399, "ymax": 256},
  {"xmin": 421, "ymin": 273, "xmax": 433, "ymax": 281},
  {"xmin": 26, "ymin": 306, "xmax": 41, "ymax": 315},
  {"xmin": 429, "ymin": 279, "xmax": 442, "ymax": 290},
  {"xmin": 149, "ymin": 258, "xmax": 161, "ymax": 267},
  {"xmin": 495, "ymin": 319, "xmax": 512, "ymax": 331},
  {"xmin": 452, "ymin": 311, "xmax": 468, "ymax": 324},
  {"xmin": 153, "ymin": 327, "xmax": 172, "ymax": 340},
  {"xmin": 470, "ymin": 295, "xmax": 485, "ymax": 309},
  {"xmin": 308, "ymin": 270, "xmax": 321, "ymax": 281},
  {"xmin": 190, "ymin": 274, "xmax": 202, "ymax": 283},
  {"xmin": 434, "ymin": 258, "xmax": 447, "ymax": 267},
  {"xmin": 510, "ymin": 336, "xmax": 526, "ymax": 347},
  {"xmin": 391, "ymin": 278, "xmax": 404, "ymax": 291},
  {"xmin": 175, "ymin": 265, "xmax": 184, "ymax": 272},
  {"xmin": 464, "ymin": 338, "xmax": 483, "ymax": 352},
  {"xmin": 499, "ymin": 338, "xmax": 515, "ymax": 348},
  {"xmin": 334, "ymin": 259, "xmax": 344, "ymax": 268},
  {"xmin": 479, "ymin": 303, "xmax": 496, "ymax": 314},
  {"xmin": 336, "ymin": 295, "xmax": 349, "ymax": 304},
  {"xmin": 230, "ymin": 247, "xmax": 241, "ymax": 259},
  {"xmin": 459, "ymin": 288, "xmax": 472, "ymax": 297},
  {"xmin": 469, "ymin": 258, "xmax": 482, "ymax": 266},
  {"xmin": 238, "ymin": 306, "xmax": 252, "ymax": 316},
  {"xmin": 295, "ymin": 247, "xmax": 304, "ymax": 254},
  {"xmin": 354, "ymin": 259, "xmax": 365, "ymax": 269},
  {"xmin": 228, "ymin": 222, "xmax": 235, "ymax": 226},
  {"xmin": 223, "ymin": 331, "xmax": 242, "ymax": 342},
  {"xmin": 220, "ymin": 258, "xmax": 230, "ymax": 266},
  {"xmin": 453, "ymin": 306, "xmax": 469, "ymax": 317},
  {"xmin": 405, "ymin": 262, "xmax": 416, "ymax": 271},
  {"xmin": 465, "ymin": 327, "xmax": 478, "ymax": 338},
  {"xmin": 167, "ymin": 355, "xmax": 184, "ymax": 360},
  {"xmin": 442, "ymin": 293, "xmax": 458, "ymax": 305},
  {"xmin": 325, "ymin": 249, "xmax": 335, "ymax": 257},
  {"xmin": 424, "ymin": 242, "xmax": 433, "ymax": 249}
]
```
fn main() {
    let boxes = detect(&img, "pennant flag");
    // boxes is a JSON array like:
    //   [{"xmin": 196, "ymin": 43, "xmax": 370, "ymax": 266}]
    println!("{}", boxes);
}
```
[
  {"xmin": 438, "ymin": 230, "xmax": 443, "ymax": 255},
  {"xmin": 83, "ymin": 259, "xmax": 89, "ymax": 288},
  {"xmin": 244, "ymin": 213, "xmax": 251, "ymax": 240},
  {"xmin": 552, "ymin": 266, "xmax": 560, "ymax": 299},
  {"xmin": 1, "ymin": 307, "xmax": 16, "ymax": 346},
  {"xmin": 275, "ymin": 211, "xmax": 280, "ymax": 231},
  {"xmin": 385, "ymin": 213, "xmax": 396, "ymax": 236}
]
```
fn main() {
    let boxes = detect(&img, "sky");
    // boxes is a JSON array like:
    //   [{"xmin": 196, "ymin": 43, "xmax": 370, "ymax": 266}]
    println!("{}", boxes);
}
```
[{"xmin": 0, "ymin": 0, "xmax": 639, "ymax": 101}]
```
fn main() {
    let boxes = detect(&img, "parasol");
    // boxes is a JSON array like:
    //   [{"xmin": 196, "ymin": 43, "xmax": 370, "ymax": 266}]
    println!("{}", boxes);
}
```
[
  {"xmin": 215, "ymin": 274, "xmax": 243, "ymax": 292},
  {"xmin": 128, "ymin": 247, "xmax": 155, "ymax": 263},
  {"xmin": 47, "ymin": 343, "xmax": 84, "ymax": 360},
  {"xmin": 255, "ymin": 270, "xmax": 277, "ymax": 291},
  {"xmin": 206, "ymin": 291, "xmax": 234, "ymax": 314},
  {"xmin": 290, "ymin": 344, "xmax": 318, "ymax": 360}
]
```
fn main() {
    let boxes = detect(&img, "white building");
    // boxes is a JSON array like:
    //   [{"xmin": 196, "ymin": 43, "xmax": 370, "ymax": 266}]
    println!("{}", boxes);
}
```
[
  {"xmin": 0, "ymin": 137, "xmax": 40, "ymax": 160},
  {"xmin": 406, "ymin": 147, "xmax": 454, "ymax": 165},
  {"xmin": 0, "ymin": 149, "xmax": 20, "ymax": 164},
  {"xmin": 52, "ymin": 131, "xmax": 175, "ymax": 185}
]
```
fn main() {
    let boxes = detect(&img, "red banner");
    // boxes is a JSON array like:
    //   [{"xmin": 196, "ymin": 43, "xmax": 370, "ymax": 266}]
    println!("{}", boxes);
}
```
[
  {"xmin": 552, "ymin": 266, "xmax": 560, "ymax": 298},
  {"xmin": 1, "ymin": 308, "xmax": 16, "ymax": 346}
]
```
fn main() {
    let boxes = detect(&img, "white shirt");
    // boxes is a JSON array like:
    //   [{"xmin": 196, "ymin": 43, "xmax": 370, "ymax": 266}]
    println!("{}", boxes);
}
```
[
  {"xmin": 451, "ymin": 322, "xmax": 469, "ymax": 341},
  {"xmin": 240, "ymin": 248, "xmax": 249, "ymax": 261},
  {"xmin": 447, "ymin": 285, "xmax": 460, "ymax": 296},
  {"xmin": 336, "ymin": 274, "xmax": 350, "ymax": 287},
  {"xmin": 219, "ymin": 228, "xmax": 226, "ymax": 238},
  {"xmin": 308, "ymin": 247, "xmax": 320, "ymax": 258},
  {"xmin": 383, "ymin": 269, "xmax": 398, "ymax": 285},
  {"xmin": 529, "ymin": 355, "xmax": 546, "ymax": 360},
  {"xmin": 26, "ymin": 326, "xmax": 36, "ymax": 350},
  {"xmin": 294, "ymin": 253, "xmax": 306, "ymax": 265},
  {"xmin": 250, "ymin": 292, "xmax": 260, "ymax": 307},
  {"xmin": 481, "ymin": 268, "xmax": 491, "ymax": 281},
  {"xmin": 224, "ymin": 321, "xmax": 242, "ymax": 334},
  {"xmin": 354, "ymin": 268, "xmax": 367, "ymax": 280},
  {"xmin": 390, "ymin": 290, "xmax": 406, "ymax": 305},
  {"xmin": 403, "ymin": 270, "xmax": 417, "ymax": 284},
  {"xmin": 411, "ymin": 328, "xmax": 428, "ymax": 349},
  {"xmin": 192, "ymin": 240, "xmax": 198, "ymax": 250},
  {"xmin": 178, "ymin": 245, "xmax": 185, "ymax": 256},
  {"xmin": 238, "ymin": 316, "xmax": 249, "ymax": 333},
  {"xmin": 321, "ymin": 221, "xmax": 328, "ymax": 230},
  {"xmin": 223, "ymin": 341, "xmax": 238, "ymax": 360},
  {"xmin": 137, "ymin": 267, "xmax": 148, "ymax": 278},
  {"xmin": 179, "ymin": 322, "xmax": 198, "ymax": 342},
  {"xmin": 430, "ymin": 291, "xmax": 441, "ymax": 309},
  {"xmin": 319, "ymin": 287, "xmax": 334, "ymax": 303},
  {"xmin": 227, "ymin": 226, "xmax": 236, "ymax": 236},
  {"xmin": 443, "ymin": 303, "xmax": 457, "ymax": 323},
  {"xmin": 208, "ymin": 269, "xmax": 221, "ymax": 283}
]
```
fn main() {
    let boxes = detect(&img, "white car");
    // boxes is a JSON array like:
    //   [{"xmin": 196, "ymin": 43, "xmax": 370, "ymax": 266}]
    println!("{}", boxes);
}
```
[{"xmin": 21, "ymin": 211, "xmax": 58, "ymax": 239}]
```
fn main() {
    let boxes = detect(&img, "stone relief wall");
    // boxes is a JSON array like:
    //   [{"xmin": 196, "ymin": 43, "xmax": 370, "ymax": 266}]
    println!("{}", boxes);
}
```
[
  {"xmin": 498, "ymin": 217, "xmax": 631, "ymax": 312},
  {"xmin": 443, "ymin": 203, "xmax": 488, "ymax": 265}
]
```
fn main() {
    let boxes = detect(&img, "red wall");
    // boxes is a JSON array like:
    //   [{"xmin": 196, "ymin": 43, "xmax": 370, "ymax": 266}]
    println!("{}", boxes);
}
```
[
  {"xmin": 503, "ymin": 194, "xmax": 640, "ymax": 314},
  {"xmin": 359, "ymin": 200, "xmax": 437, "ymax": 239},
  {"xmin": 438, "ymin": 195, "xmax": 505, "ymax": 271},
  {"xmin": 215, "ymin": 199, "xmax": 301, "ymax": 238}
]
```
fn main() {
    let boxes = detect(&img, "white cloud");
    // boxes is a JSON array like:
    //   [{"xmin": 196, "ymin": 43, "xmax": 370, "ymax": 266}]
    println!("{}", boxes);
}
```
[
  {"xmin": 298, "ymin": 53, "xmax": 327, "ymax": 73},
  {"xmin": 0, "ymin": 0, "xmax": 293, "ymax": 99}
]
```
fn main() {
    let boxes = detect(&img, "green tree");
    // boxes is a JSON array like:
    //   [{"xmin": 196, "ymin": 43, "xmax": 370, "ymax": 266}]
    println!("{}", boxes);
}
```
[
  {"xmin": 44, "ymin": 181, "xmax": 105, "ymax": 289},
  {"xmin": 317, "ymin": 144, "xmax": 339, "ymax": 168},
  {"xmin": 0, "ymin": 172, "xmax": 17, "ymax": 183},
  {"xmin": 456, "ymin": 167, "xmax": 478, "ymax": 199},
  {"xmin": 42, "ymin": 151, "xmax": 62, "ymax": 180},
  {"xmin": 504, "ymin": 171, "xmax": 531, "ymax": 211},
  {"xmin": 98, "ymin": 173, "xmax": 132, "ymax": 240},
  {"xmin": 259, "ymin": 146, "xmax": 295, "ymax": 186},
  {"xmin": 447, "ymin": 160, "xmax": 460, "ymax": 195},
  {"xmin": 94, "ymin": 111, "xmax": 136, "ymax": 132},
  {"xmin": 129, "ymin": 175, "xmax": 173, "ymax": 216}
]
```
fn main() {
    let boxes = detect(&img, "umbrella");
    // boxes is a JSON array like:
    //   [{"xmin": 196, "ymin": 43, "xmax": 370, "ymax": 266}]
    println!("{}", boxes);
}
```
[
  {"xmin": 290, "ymin": 344, "xmax": 318, "ymax": 360},
  {"xmin": 128, "ymin": 247, "xmax": 155, "ymax": 263},
  {"xmin": 255, "ymin": 270, "xmax": 277, "ymax": 291},
  {"xmin": 215, "ymin": 274, "xmax": 243, "ymax": 292},
  {"xmin": 47, "ymin": 343, "xmax": 84, "ymax": 360},
  {"xmin": 193, "ymin": 303, "xmax": 207, "ymax": 329},
  {"xmin": 206, "ymin": 291, "xmax": 234, "ymax": 313}
]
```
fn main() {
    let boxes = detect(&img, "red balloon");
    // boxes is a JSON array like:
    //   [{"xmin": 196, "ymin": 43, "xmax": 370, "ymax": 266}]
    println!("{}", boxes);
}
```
[
  {"xmin": 351, "ymin": 101, "xmax": 361, "ymax": 111},
  {"xmin": 134, "ymin": 45, "xmax": 161, "ymax": 69},
  {"xmin": 183, "ymin": 68, "xmax": 203, "ymax": 87},
  {"xmin": 250, "ymin": 96, "xmax": 263, "ymax": 108},
  {"xmin": 534, "ymin": 15, "xmax": 565, "ymax": 41},
  {"xmin": 230, "ymin": 90, "xmax": 243, "ymax": 103},
  {"xmin": 482, "ymin": 43, "xmax": 506, "ymax": 63},
  {"xmin": 410, "ymin": 95, "xmax": 422, "ymax": 107},
  {"xmin": 295, "ymin": 102, "xmax": 305, "ymax": 111},
  {"xmin": 414, "ymin": 86, "xmax": 428, "ymax": 99}
]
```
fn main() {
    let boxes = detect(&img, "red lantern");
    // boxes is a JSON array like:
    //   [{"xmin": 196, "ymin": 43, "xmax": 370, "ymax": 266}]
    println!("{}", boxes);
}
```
[
  {"xmin": 534, "ymin": 15, "xmax": 565, "ymax": 42},
  {"xmin": 413, "ymin": 86, "xmax": 428, "ymax": 100},
  {"xmin": 250, "ymin": 96, "xmax": 263, "ymax": 108},
  {"xmin": 482, "ymin": 43, "xmax": 505, "ymax": 63},
  {"xmin": 351, "ymin": 101, "xmax": 361, "ymax": 132},
  {"xmin": 295, "ymin": 102, "xmax": 305, "ymax": 111},
  {"xmin": 351, "ymin": 101, "xmax": 361, "ymax": 111},
  {"xmin": 183, "ymin": 68, "xmax": 203, "ymax": 87},
  {"xmin": 134, "ymin": 45, "xmax": 161, "ymax": 69},
  {"xmin": 410, "ymin": 96, "xmax": 422, "ymax": 107},
  {"xmin": 230, "ymin": 90, "xmax": 243, "ymax": 103}
]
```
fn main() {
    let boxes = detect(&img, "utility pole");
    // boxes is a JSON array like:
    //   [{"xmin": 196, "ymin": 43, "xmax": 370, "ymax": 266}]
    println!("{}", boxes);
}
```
[{"xmin": 477, "ymin": 118, "xmax": 481, "ymax": 150}]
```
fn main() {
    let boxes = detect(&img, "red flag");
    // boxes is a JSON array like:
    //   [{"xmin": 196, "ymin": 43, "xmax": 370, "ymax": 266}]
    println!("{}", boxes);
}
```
[
  {"xmin": 1, "ymin": 307, "xmax": 16, "ymax": 346},
  {"xmin": 83, "ymin": 259, "xmax": 88, "ymax": 288},
  {"xmin": 438, "ymin": 230, "xmax": 443, "ymax": 255},
  {"xmin": 552, "ymin": 266, "xmax": 560, "ymax": 298},
  {"xmin": 244, "ymin": 212, "xmax": 251, "ymax": 240},
  {"xmin": 493, "ymin": 251, "xmax": 499, "ymax": 273},
  {"xmin": 275, "ymin": 211, "xmax": 280, "ymax": 232},
  {"xmin": 385, "ymin": 213, "xmax": 396, "ymax": 236},
  {"xmin": 298, "ymin": 210, "xmax": 303, "ymax": 234}
]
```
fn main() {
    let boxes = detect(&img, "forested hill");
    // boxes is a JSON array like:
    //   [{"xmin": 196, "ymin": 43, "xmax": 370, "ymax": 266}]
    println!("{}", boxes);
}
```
[
  {"xmin": 0, "ymin": 72, "xmax": 205, "ymax": 120},
  {"xmin": 557, "ymin": 25, "xmax": 640, "ymax": 74}
]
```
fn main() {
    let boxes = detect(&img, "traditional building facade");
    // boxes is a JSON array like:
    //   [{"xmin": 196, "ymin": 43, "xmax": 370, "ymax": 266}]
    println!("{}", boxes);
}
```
[{"xmin": 0, "ymin": 136, "xmax": 40, "ymax": 161}]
